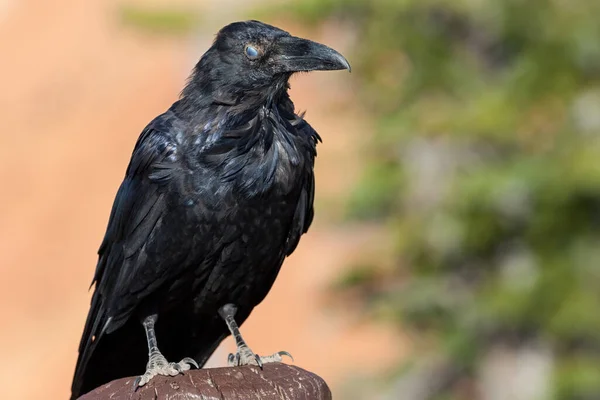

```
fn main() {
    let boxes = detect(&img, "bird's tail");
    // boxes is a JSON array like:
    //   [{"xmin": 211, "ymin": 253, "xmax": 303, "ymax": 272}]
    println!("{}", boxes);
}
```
[{"xmin": 71, "ymin": 315, "xmax": 146, "ymax": 399}]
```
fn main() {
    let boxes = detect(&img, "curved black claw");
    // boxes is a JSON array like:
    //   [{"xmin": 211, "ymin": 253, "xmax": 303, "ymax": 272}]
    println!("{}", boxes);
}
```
[
  {"xmin": 132, "ymin": 376, "xmax": 141, "ymax": 390},
  {"xmin": 175, "ymin": 357, "xmax": 199, "ymax": 372},
  {"xmin": 277, "ymin": 351, "xmax": 294, "ymax": 362},
  {"xmin": 255, "ymin": 354, "xmax": 264, "ymax": 368}
]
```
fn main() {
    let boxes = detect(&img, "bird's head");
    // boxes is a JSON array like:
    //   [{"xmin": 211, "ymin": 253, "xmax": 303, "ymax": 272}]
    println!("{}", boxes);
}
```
[{"xmin": 184, "ymin": 20, "xmax": 350, "ymax": 106}]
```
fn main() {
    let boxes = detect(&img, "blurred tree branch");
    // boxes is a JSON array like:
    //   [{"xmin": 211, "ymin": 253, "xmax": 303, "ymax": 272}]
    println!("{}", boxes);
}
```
[{"xmin": 260, "ymin": 0, "xmax": 600, "ymax": 398}]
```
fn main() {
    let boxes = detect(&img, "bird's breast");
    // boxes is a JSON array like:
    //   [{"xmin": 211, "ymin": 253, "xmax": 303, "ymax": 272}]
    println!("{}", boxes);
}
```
[
  {"xmin": 174, "ymin": 192, "xmax": 299, "ymax": 310},
  {"xmin": 195, "ymin": 132, "xmax": 307, "ymax": 199}
]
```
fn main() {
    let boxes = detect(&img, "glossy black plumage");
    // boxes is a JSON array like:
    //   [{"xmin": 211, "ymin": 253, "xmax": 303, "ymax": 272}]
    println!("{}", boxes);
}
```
[{"xmin": 71, "ymin": 20, "xmax": 349, "ymax": 399}]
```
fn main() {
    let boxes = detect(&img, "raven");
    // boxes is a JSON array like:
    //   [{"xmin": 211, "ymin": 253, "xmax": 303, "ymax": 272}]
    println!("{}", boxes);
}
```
[{"xmin": 71, "ymin": 20, "xmax": 350, "ymax": 399}]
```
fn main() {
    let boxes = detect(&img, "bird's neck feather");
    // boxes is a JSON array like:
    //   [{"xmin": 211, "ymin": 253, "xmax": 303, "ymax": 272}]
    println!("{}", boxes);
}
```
[{"xmin": 178, "ymin": 55, "xmax": 292, "ymax": 116}]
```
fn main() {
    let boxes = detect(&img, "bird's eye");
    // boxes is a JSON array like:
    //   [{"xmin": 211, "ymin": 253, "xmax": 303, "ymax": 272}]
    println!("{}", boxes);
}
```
[{"xmin": 245, "ymin": 45, "xmax": 260, "ymax": 59}]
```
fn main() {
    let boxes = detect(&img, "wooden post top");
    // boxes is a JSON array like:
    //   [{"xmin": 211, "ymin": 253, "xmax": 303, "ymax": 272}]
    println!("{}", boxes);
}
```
[{"xmin": 79, "ymin": 363, "xmax": 332, "ymax": 400}]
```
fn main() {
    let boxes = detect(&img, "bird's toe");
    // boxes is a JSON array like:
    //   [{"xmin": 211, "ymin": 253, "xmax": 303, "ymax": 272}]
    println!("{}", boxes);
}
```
[
  {"xmin": 258, "ymin": 350, "xmax": 293, "ymax": 364},
  {"xmin": 172, "ymin": 357, "xmax": 198, "ymax": 373},
  {"xmin": 182, "ymin": 357, "xmax": 200, "ymax": 369},
  {"xmin": 227, "ymin": 347, "xmax": 293, "ymax": 368},
  {"xmin": 134, "ymin": 370, "xmax": 156, "ymax": 389},
  {"xmin": 133, "ymin": 355, "xmax": 198, "ymax": 390}
]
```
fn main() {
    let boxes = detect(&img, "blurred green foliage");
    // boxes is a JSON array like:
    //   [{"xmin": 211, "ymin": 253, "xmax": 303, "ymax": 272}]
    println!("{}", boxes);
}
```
[
  {"xmin": 267, "ymin": 0, "xmax": 600, "ymax": 398},
  {"xmin": 119, "ymin": 4, "xmax": 200, "ymax": 35}
]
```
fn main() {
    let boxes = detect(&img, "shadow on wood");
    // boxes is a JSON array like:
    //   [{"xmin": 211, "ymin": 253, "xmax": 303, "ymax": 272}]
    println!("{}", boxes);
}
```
[{"xmin": 79, "ymin": 363, "xmax": 332, "ymax": 400}]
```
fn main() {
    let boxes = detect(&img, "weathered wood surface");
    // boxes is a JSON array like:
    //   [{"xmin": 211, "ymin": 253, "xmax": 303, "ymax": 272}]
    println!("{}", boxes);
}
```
[{"xmin": 79, "ymin": 363, "xmax": 332, "ymax": 400}]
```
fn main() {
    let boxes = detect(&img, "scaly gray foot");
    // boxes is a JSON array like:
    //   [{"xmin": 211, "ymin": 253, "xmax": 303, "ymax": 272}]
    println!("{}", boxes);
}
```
[
  {"xmin": 227, "ymin": 345, "xmax": 293, "ymax": 368},
  {"xmin": 134, "ymin": 352, "xmax": 198, "ymax": 388}
]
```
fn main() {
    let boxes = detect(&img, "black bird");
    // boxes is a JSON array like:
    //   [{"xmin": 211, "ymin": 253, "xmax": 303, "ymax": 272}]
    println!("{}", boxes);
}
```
[{"xmin": 71, "ymin": 20, "xmax": 350, "ymax": 399}]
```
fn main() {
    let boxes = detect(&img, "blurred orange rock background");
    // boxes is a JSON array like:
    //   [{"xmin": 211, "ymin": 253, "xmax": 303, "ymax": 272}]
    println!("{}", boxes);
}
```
[{"xmin": 0, "ymin": 1, "xmax": 400, "ymax": 398}]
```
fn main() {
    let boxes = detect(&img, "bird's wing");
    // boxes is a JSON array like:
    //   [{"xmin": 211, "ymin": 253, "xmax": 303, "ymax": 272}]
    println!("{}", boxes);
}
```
[
  {"xmin": 284, "ymin": 118, "xmax": 320, "ymax": 255},
  {"xmin": 72, "ymin": 112, "xmax": 185, "ymax": 393}
]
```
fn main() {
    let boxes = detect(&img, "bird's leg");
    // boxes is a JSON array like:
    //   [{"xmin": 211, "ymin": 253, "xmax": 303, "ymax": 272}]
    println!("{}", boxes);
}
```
[
  {"xmin": 218, "ymin": 304, "xmax": 293, "ymax": 368},
  {"xmin": 134, "ymin": 314, "xmax": 199, "ymax": 388}
]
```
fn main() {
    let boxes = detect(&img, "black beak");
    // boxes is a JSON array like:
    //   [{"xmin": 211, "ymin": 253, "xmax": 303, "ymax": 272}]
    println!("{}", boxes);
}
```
[{"xmin": 274, "ymin": 35, "xmax": 351, "ymax": 73}]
